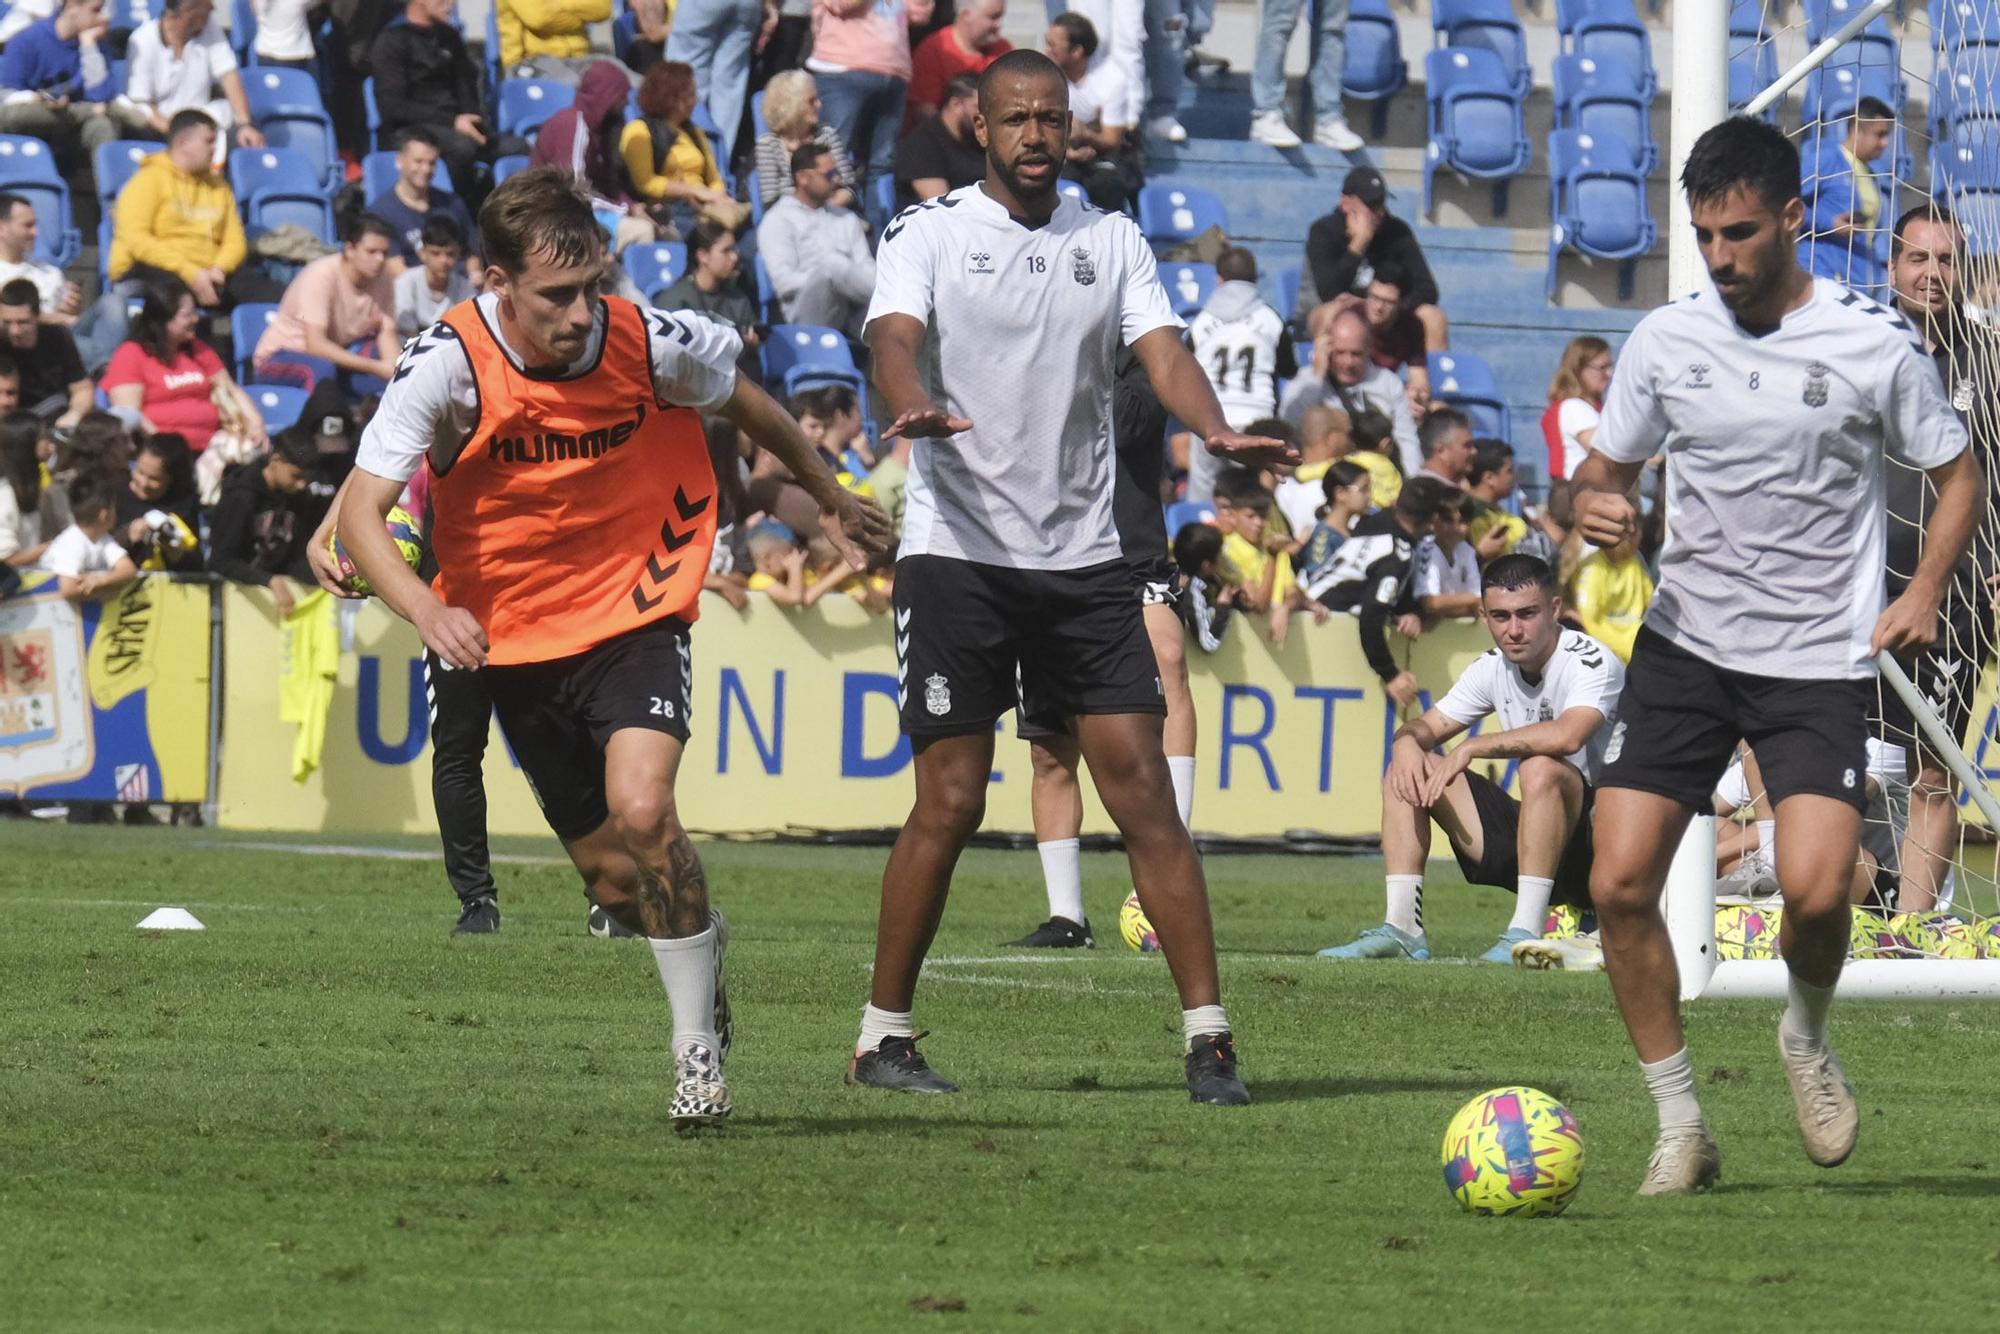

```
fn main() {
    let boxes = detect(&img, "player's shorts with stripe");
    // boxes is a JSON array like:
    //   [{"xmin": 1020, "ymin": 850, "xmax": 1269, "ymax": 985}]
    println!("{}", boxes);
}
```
[
  {"xmin": 1453, "ymin": 771, "xmax": 1595, "ymax": 908},
  {"xmin": 1872, "ymin": 593, "xmax": 1981, "ymax": 759},
  {"xmin": 896, "ymin": 554, "xmax": 1164, "ymax": 739},
  {"xmin": 483, "ymin": 618, "xmax": 693, "ymax": 841},
  {"xmin": 1130, "ymin": 552, "xmax": 1181, "ymax": 608},
  {"xmin": 1600, "ymin": 626, "xmax": 1871, "ymax": 814}
]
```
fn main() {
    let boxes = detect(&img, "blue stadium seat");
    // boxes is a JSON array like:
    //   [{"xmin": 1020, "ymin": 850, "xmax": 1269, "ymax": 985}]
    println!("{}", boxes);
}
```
[
  {"xmin": 1135, "ymin": 183, "xmax": 1228, "ymax": 249},
  {"xmin": 1935, "ymin": 119, "xmax": 2000, "ymax": 196},
  {"xmin": 1728, "ymin": 56, "xmax": 1779, "ymax": 122},
  {"xmin": 363, "ymin": 77, "xmax": 381, "ymax": 148},
  {"xmin": 97, "ymin": 216, "xmax": 114, "ymax": 286},
  {"xmin": 247, "ymin": 192, "xmax": 334, "ymax": 245},
  {"xmin": 493, "ymin": 153, "xmax": 531, "ymax": 186},
  {"xmin": 1343, "ymin": 0, "xmax": 1408, "ymax": 138},
  {"xmin": 622, "ymin": 242, "xmax": 688, "ymax": 299},
  {"xmin": 872, "ymin": 172, "xmax": 895, "ymax": 223},
  {"xmin": 753, "ymin": 254, "xmax": 776, "ymax": 321},
  {"xmin": 1428, "ymin": 349, "xmax": 1511, "ymax": 441},
  {"xmin": 612, "ymin": 9, "xmax": 639, "ymax": 66},
  {"xmin": 230, "ymin": 0, "xmax": 257, "ymax": 61},
  {"xmin": 1930, "ymin": 50, "xmax": 1992, "ymax": 140},
  {"xmin": 1555, "ymin": 0, "xmax": 1656, "ymax": 101},
  {"xmin": 229, "ymin": 147, "xmax": 322, "ymax": 209},
  {"xmin": 763, "ymin": 324, "xmax": 855, "ymax": 387},
  {"xmin": 1552, "ymin": 54, "xmax": 1657, "ymax": 173},
  {"xmin": 1430, "ymin": 0, "xmax": 1531, "ymax": 99},
  {"xmin": 1804, "ymin": 0, "xmax": 1893, "ymax": 44},
  {"xmin": 242, "ymin": 66, "xmax": 325, "ymax": 118},
  {"xmin": 1939, "ymin": 0, "xmax": 2000, "ymax": 51},
  {"xmin": 1164, "ymin": 499, "xmax": 1215, "ymax": 535},
  {"xmin": 747, "ymin": 167, "xmax": 765, "ymax": 225},
  {"xmin": 2, "ymin": 180, "xmax": 77, "ymax": 266},
  {"xmin": 1955, "ymin": 190, "xmax": 2000, "ymax": 257},
  {"xmin": 360, "ymin": 150, "xmax": 455, "ymax": 200},
  {"xmin": 1802, "ymin": 62, "xmax": 1902, "ymax": 128},
  {"xmin": 1272, "ymin": 265, "xmax": 1302, "ymax": 326},
  {"xmin": 1159, "ymin": 262, "xmax": 1218, "ymax": 318},
  {"xmin": 1056, "ymin": 178, "xmax": 1087, "ymax": 207},
  {"xmin": 1546, "ymin": 130, "xmax": 1654, "ymax": 301},
  {"xmin": 246, "ymin": 384, "xmax": 308, "ymax": 433},
  {"xmin": 93, "ymin": 139, "xmax": 156, "ymax": 207},
  {"xmin": 1422, "ymin": 47, "xmax": 1531, "ymax": 216},
  {"xmin": 0, "ymin": 134, "xmax": 60, "ymax": 183},
  {"xmin": 231, "ymin": 304, "xmax": 280, "ymax": 380},
  {"xmin": 498, "ymin": 79, "xmax": 574, "ymax": 139}
]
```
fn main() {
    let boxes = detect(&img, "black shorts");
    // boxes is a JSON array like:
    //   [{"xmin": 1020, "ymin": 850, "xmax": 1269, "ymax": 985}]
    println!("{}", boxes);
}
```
[
  {"xmin": 1130, "ymin": 552, "xmax": 1181, "ymax": 608},
  {"xmin": 1600, "ymin": 626, "xmax": 1871, "ymax": 814},
  {"xmin": 482, "ymin": 618, "xmax": 694, "ymax": 841},
  {"xmin": 896, "ymin": 554, "xmax": 1165, "ymax": 739},
  {"xmin": 1453, "ymin": 771, "xmax": 1596, "ymax": 908},
  {"xmin": 1872, "ymin": 595, "xmax": 1982, "ymax": 759}
]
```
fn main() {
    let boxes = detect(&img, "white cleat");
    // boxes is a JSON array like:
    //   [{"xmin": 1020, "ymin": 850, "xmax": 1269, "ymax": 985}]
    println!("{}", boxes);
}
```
[
  {"xmin": 1779, "ymin": 1030, "xmax": 1858, "ymax": 1167},
  {"xmin": 1637, "ymin": 1126, "xmax": 1723, "ymax": 1196},
  {"xmin": 670, "ymin": 1042, "xmax": 731, "ymax": 1130},
  {"xmin": 1313, "ymin": 117, "xmax": 1364, "ymax": 152},
  {"xmin": 1512, "ymin": 933, "xmax": 1604, "ymax": 972},
  {"xmin": 1145, "ymin": 114, "xmax": 1189, "ymax": 143},
  {"xmin": 1249, "ymin": 110, "xmax": 1301, "ymax": 148}
]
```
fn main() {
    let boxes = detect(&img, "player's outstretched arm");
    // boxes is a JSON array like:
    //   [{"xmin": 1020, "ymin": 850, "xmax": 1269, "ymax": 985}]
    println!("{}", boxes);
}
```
[
  {"xmin": 337, "ymin": 469, "xmax": 489, "ymax": 669},
  {"xmin": 1131, "ymin": 326, "xmax": 1300, "ymax": 468},
  {"xmin": 867, "ymin": 313, "xmax": 972, "ymax": 441},
  {"xmin": 1567, "ymin": 451, "xmax": 1646, "ymax": 548},
  {"xmin": 1875, "ymin": 447, "xmax": 1984, "ymax": 654},
  {"xmin": 719, "ymin": 371, "xmax": 893, "ymax": 572}
]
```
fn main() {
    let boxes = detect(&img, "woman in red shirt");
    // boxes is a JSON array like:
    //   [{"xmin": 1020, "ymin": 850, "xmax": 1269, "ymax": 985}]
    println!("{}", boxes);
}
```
[{"xmin": 102, "ymin": 280, "xmax": 268, "ymax": 458}]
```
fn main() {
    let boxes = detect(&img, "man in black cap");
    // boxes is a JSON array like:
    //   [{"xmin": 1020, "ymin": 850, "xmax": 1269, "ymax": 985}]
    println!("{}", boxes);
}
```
[{"xmin": 1301, "ymin": 166, "xmax": 1448, "ymax": 362}]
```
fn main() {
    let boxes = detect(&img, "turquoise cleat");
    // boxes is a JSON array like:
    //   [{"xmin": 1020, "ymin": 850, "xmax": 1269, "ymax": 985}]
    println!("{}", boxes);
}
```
[
  {"xmin": 1317, "ymin": 924, "xmax": 1431, "ymax": 961},
  {"xmin": 1479, "ymin": 927, "xmax": 1539, "ymax": 964}
]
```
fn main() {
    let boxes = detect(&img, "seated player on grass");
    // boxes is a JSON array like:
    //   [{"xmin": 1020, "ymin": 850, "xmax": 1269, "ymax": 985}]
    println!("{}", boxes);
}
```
[{"xmin": 1319, "ymin": 554, "xmax": 1625, "ymax": 964}]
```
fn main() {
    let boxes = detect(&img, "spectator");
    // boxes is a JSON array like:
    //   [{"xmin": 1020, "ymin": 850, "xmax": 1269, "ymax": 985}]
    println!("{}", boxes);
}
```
[
  {"xmin": 251, "ymin": 0, "xmax": 319, "ymax": 69},
  {"xmin": 1302, "ymin": 166, "xmax": 1446, "ymax": 354},
  {"xmin": 905, "ymin": 0, "xmax": 1009, "ymax": 129},
  {"xmin": 117, "ymin": 0, "xmax": 266, "ymax": 151},
  {"xmin": 102, "ymin": 278, "xmax": 268, "ymax": 460},
  {"xmin": 206, "ymin": 427, "xmax": 321, "ymax": 615},
  {"xmin": 1350, "ymin": 261, "xmax": 1430, "ymax": 413},
  {"xmin": 1569, "ymin": 522, "xmax": 1652, "ymax": 662},
  {"xmin": 1540, "ymin": 334, "xmax": 1611, "ymax": 485},
  {"xmin": 653, "ymin": 219, "xmax": 763, "ymax": 377},
  {"xmin": 1280, "ymin": 306, "xmax": 1420, "ymax": 473},
  {"xmin": 372, "ymin": 0, "xmax": 505, "ymax": 201},
  {"xmin": 395, "ymin": 215, "xmax": 476, "ymax": 338},
  {"xmin": 758, "ymin": 142, "xmax": 875, "ymax": 337},
  {"xmin": 117, "ymin": 432, "xmax": 204, "ymax": 571},
  {"xmin": 621, "ymin": 60, "xmax": 749, "ymax": 237},
  {"xmin": 108, "ymin": 110, "xmax": 266, "ymax": 310},
  {"xmin": 0, "ymin": 412, "xmax": 48, "ymax": 567},
  {"xmin": 1045, "ymin": 12, "xmax": 1139, "ymax": 214},
  {"xmin": 1273, "ymin": 402, "xmax": 1347, "ymax": 534},
  {"xmin": 1212, "ymin": 463, "xmax": 1298, "ymax": 643},
  {"xmin": 1413, "ymin": 490, "xmax": 1480, "ymax": 621},
  {"xmin": 1185, "ymin": 247, "xmax": 1294, "ymax": 502},
  {"xmin": 498, "ymin": 0, "xmax": 615, "ymax": 85},
  {"xmin": 793, "ymin": 382, "xmax": 874, "ymax": 474},
  {"xmin": 1465, "ymin": 438, "xmax": 1526, "ymax": 558},
  {"xmin": 1295, "ymin": 458, "xmax": 1372, "ymax": 590},
  {"xmin": 866, "ymin": 426, "xmax": 911, "ymax": 535},
  {"xmin": 809, "ymin": 0, "xmax": 933, "ymax": 197},
  {"xmin": 252, "ymin": 212, "xmax": 401, "ymax": 394},
  {"xmin": 890, "ymin": 71, "xmax": 983, "ymax": 212},
  {"xmin": 746, "ymin": 519, "xmax": 810, "ymax": 603},
  {"xmin": 1413, "ymin": 406, "xmax": 1473, "ymax": 489},
  {"xmin": 1249, "ymin": 0, "xmax": 1360, "ymax": 151},
  {"xmin": 1304, "ymin": 473, "xmax": 1455, "ymax": 709},
  {"xmin": 40, "ymin": 409, "xmax": 134, "ymax": 533},
  {"xmin": 1067, "ymin": 0, "xmax": 1153, "ymax": 142},
  {"xmin": 752, "ymin": 70, "xmax": 858, "ymax": 214},
  {"xmin": 0, "ymin": 280, "xmax": 91, "ymax": 427},
  {"xmin": 0, "ymin": 0, "xmax": 116, "ymax": 168},
  {"xmin": 628, "ymin": 0, "xmax": 673, "ymax": 74},
  {"xmin": 0, "ymin": 192, "xmax": 124, "ymax": 372},
  {"xmin": 39, "ymin": 473, "xmax": 138, "ymax": 602},
  {"xmin": 533, "ymin": 58, "xmax": 661, "ymax": 251},
  {"xmin": 664, "ymin": 0, "xmax": 765, "ymax": 160},
  {"xmin": 364, "ymin": 128, "xmax": 482, "ymax": 275},
  {"xmin": 1805, "ymin": 95, "xmax": 1894, "ymax": 293},
  {"xmin": 1317, "ymin": 399, "xmax": 1400, "ymax": 507},
  {"xmin": 0, "ymin": 355, "xmax": 17, "ymax": 418},
  {"xmin": 1173, "ymin": 519, "xmax": 1234, "ymax": 653}
]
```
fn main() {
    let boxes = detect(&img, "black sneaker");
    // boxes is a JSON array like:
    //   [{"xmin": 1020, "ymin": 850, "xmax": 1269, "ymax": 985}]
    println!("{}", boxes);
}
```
[
  {"xmin": 452, "ymin": 895, "xmax": 500, "ymax": 935},
  {"xmin": 848, "ymin": 1033, "xmax": 959, "ymax": 1093},
  {"xmin": 1006, "ymin": 916, "xmax": 1094, "ymax": 949},
  {"xmin": 587, "ymin": 903, "xmax": 638, "ymax": 938},
  {"xmin": 1185, "ymin": 1033, "xmax": 1250, "ymax": 1106}
]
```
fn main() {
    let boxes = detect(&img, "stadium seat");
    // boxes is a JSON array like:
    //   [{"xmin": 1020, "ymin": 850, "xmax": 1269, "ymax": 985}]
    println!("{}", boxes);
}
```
[
  {"xmin": 1135, "ymin": 183, "xmax": 1228, "ymax": 249},
  {"xmin": 1163, "ymin": 499, "xmax": 1215, "ymax": 535},
  {"xmin": 247, "ymin": 192, "xmax": 334, "ymax": 245},
  {"xmin": 1429, "ymin": 349, "xmax": 1511, "ymax": 441},
  {"xmin": 229, "ymin": 147, "xmax": 322, "ymax": 210},
  {"xmin": 493, "ymin": 154, "xmax": 531, "ymax": 186},
  {"xmin": 622, "ymin": 242, "xmax": 687, "ymax": 299},
  {"xmin": 1936, "ymin": 119, "xmax": 2000, "ymax": 196},
  {"xmin": 1343, "ymin": 0, "xmax": 1408, "ymax": 138},
  {"xmin": 1928, "ymin": 48, "xmax": 1993, "ymax": 141},
  {"xmin": 871, "ymin": 173, "xmax": 895, "ymax": 223},
  {"xmin": 230, "ymin": 0, "xmax": 258, "ymax": 62},
  {"xmin": 1430, "ymin": 0, "xmax": 1531, "ymax": 99},
  {"xmin": 1802, "ymin": 63, "xmax": 1903, "ymax": 129},
  {"xmin": 1554, "ymin": 0, "xmax": 1656, "ymax": 101},
  {"xmin": 362, "ymin": 77, "xmax": 382, "ymax": 149},
  {"xmin": 753, "ymin": 254, "xmax": 777, "ymax": 321},
  {"xmin": 1160, "ymin": 262, "xmax": 1218, "ymax": 318},
  {"xmin": 247, "ymin": 384, "xmax": 308, "ymax": 433},
  {"xmin": 1422, "ymin": 48, "xmax": 1531, "ymax": 216},
  {"xmin": 1271, "ymin": 265, "xmax": 1302, "ymax": 326},
  {"xmin": 747, "ymin": 168, "xmax": 765, "ymax": 225},
  {"xmin": 231, "ymin": 304, "xmax": 280, "ymax": 380},
  {"xmin": 1938, "ymin": 0, "xmax": 2000, "ymax": 53},
  {"xmin": 0, "ymin": 134, "xmax": 60, "ymax": 183},
  {"xmin": 762, "ymin": 324, "xmax": 855, "ymax": 389},
  {"xmin": 360, "ymin": 150, "xmax": 454, "ymax": 199},
  {"xmin": 1, "ymin": 180, "xmax": 78, "ymax": 266},
  {"xmin": 1728, "ymin": 2, "xmax": 1778, "ymax": 118},
  {"xmin": 612, "ymin": 9, "xmax": 639, "ymax": 66},
  {"xmin": 242, "ymin": 66, "xmax": 325, "ymax": 118},
  {"xmin": 1955, "ymin": 190, "xmax": 2000, "ymax": 257},
  {"xmin": 1546, "ymin": 130, "xmax": 1655, "ymax": 300},
  {"xmin": 498, "ymin": 79, "xmax": 573, "ymax": 139},
  {"xmin": 1552, "ymin": 54, "xmax": 1657, "ymax": 174},
  {"xmin": 93, "ymin": 139, "xmax": 156, "ymax": 207}
]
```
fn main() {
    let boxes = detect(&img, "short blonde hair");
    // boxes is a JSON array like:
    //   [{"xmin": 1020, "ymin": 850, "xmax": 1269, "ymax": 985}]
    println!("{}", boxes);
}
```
[{"xmin": 762, "ymin": 70, "xmax": 820, "ymax": 138}]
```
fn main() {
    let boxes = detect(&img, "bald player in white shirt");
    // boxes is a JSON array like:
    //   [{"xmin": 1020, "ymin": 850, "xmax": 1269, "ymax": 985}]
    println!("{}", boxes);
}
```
[
  {"xmin": 1570, "ymin": 117, "xmax": 1982, "ymax": 1197},
  {"xmin": 848, "ymin": 50, "xmax": 1293, "ymax": 1107}
]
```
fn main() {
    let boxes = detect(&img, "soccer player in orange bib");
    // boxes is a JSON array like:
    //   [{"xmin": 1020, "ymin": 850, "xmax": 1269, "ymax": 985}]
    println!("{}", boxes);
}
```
[{"xmin": 336, "ymin": 169, "xmax": 890, "ymax": 1128}]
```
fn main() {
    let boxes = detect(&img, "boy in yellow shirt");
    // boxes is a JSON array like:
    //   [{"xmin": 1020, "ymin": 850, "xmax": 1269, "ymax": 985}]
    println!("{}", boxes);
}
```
[{"xmin": 1568, "ymin": 527, "xmax": 1653, "ymax": 661}]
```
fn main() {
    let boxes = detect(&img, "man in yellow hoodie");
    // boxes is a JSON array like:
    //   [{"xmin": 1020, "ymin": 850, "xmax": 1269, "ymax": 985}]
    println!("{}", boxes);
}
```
[
  {"xmin": 498, "ymin": 0, "xmax": 621, "ymax": 85},
  {"xmin": 108, "ymin": 109, "xmax": 267, "ymax": 310}
]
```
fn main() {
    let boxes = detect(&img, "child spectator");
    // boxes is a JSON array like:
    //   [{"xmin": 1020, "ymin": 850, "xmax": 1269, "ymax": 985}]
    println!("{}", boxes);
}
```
[
  {"xmin": 39, "ymin": 473, "xmax": 138, "ymax": 602},
  {"xmin": 1172, "ymin": 519, "xmax": 1234, "ymax": 653},
  {"xmin": 395, "ymin": 216, "xmax": 475, "ymax": 339},
  {"xmin": 746, "ymin": 519, "xmax": 808, "ymax": 604},
  {"xmin": 1213, "ymin": 463, "xmax": 1302, "ymax": 644},
  {"xmin": 42, "ymin": 410, "xmax": 134, "ymax": 533},
  {"xmin": 1340, "ymin": 401, "xmax": 1404, "ymax": 508},
  {"xmin": 0, "ymin": 411, "xmax": 47, "ymax": 566},
  {"xmin": 1184, "ymin": 247, "xmax": 1296, "ymax": 503},
  {"xmin": 702, "ymin": 415, "xmax": 753, "ymax": 611},
  {"xmin": 653, "ymin": 219, "xmax": 764, "ymax": 379},
  {"xmin": 801, "ymin": 532, "xmax": 891, "ymax": 613},
  {"xmin": 206, "ymin": 428, "xmax": 321, "ymax": 617},
  {"xmin": 792, "ymin": 382, "xmax": 876, "ymax": 475},
  {"xmin": 1413, "ymin": 491, "xmax": 1481, "ymax": 621},
  {"xmin": 1569, "ymin": 524, "xmax": 1653, "ymax": 662},
  {"xmin": 1305, "ymin": 474, "xmax": 1455, "ymax": 710},
  {"xmin": 1465, "ymin": 438, "xmax": 1526, "ymax": 560},
  {"xmin": 117, "ymin": 432, "xmax": 203, "ymax": 571},
  {"xmin": 1295, "ymin": 459, "xmax": 1371, "ymax": 591},
  {"xmin": 1273, "ymin": 405, "xmax": 1345, "ymax": 536}
]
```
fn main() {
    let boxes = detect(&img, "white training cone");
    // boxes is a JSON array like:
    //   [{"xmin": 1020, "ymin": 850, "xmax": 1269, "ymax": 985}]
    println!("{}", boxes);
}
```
[{"xmin": 136, "ymin": 908, "xmax": 205, "ymax": 931}]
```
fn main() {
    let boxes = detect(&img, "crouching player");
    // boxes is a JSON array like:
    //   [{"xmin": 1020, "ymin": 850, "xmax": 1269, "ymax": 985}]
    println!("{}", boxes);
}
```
[{"xmin": 1319, "ymin": 555, "xmax": 1624, "ymax": 964}]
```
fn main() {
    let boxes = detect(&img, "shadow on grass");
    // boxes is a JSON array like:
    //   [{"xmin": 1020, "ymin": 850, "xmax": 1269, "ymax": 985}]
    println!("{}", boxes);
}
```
[
  {"xmin": 743, "ymin": 1114, "xmax": 1061, "ymax": 1138},
  {"xmin": 1034, "ymin": 1075, "xmax": 1514, "ymax": 1103}
]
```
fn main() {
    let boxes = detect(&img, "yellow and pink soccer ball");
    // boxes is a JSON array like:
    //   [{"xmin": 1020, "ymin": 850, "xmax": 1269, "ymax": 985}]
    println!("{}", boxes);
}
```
[
  {"xmin": 327, "ymin": 505, "xmax": 424, "ymax": 597},
  {"xmin": 1118, "ymin": 891, "xmax": 1159, "ymax": 953},
  {"xmin": 1441, "ymin": 1086, "xmax": 1584, "ymax": 1218},
  {"xmin": 1715, "ymin": 904, "xmax": 1783, "ymax": 961},
  {"xmin": 1850, "ymin": 909, "xmax": 1920, "ymax": 959}
]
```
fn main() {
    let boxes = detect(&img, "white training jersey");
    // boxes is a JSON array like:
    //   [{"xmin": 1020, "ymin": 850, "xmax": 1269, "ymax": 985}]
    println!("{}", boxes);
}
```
[
  {"xmin": 1435, "ymin": 628, "xmax": 1627, "ymax": 783},
  {"xmin": 1186, "ymin": 289, "xmax": 1290, "ymax": 432},
  {"xmin": 1596, "ymin": 279, "xmax": 1969, "ymax": 680},
  {"xmin": 356, "ymin": 294, "xmax": 742, "ymax": 484},
  {"xmin": 864, "ymin": 184, "xmax": 1182, "ymax": 570},
  {"xmin": 1412, "ymin": 535, "xmax": 1479, "ymax": 601}
]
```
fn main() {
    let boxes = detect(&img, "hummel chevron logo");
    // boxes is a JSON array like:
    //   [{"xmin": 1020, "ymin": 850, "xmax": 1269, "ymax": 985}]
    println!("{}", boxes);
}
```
[
  {"xmin": 659, "ymin": 486, "xmax": 711, "ymax": 552},
  {"xmin": 633, "ymin": 488, "xmax": 711, "ymax": 610},
  {"xmin": 896, "ymin": 608, "xmax": 912, "ymax": 629}
]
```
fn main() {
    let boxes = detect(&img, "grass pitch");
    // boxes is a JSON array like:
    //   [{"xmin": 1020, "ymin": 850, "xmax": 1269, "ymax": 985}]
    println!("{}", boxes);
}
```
[{"xmin": 5, "ymin": 824, "xmax": 2000, "ymax": 1332}]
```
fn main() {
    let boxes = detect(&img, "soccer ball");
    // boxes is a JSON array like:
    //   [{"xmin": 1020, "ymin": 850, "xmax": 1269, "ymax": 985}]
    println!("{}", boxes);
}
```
[
  {"xmin": 1961, "ymin": 915, "xmax": 2000, "ymax": 959},
  {"xmin": 1541, "ymin": 904, "xmax": 1589, "ymax": 939},
  {"xmin": 1441, "ymin": 1086, "xmax": 1584, "ymax": 1218},
  {"xmin": 1850, "ymin": 909, "xmax": 1918, "ymax": 959},
  {"xmin": 1888, "ymin": 912, "xmax": 1945, "ymax": 959},
  {"xmin": 1715, "ymin": 904, "xmax": 1783, "ymax": 961},
  {"xmin": 1925, "ymin": 915, "xmax": 1982, "ymax": 960},
  {"xmin": 1117, "ymin": 891, "xmax": 1159, "ymax": 953},
  {"xmin": 327, "ymin": 505, "xmax": 424, "ymax": 596}
]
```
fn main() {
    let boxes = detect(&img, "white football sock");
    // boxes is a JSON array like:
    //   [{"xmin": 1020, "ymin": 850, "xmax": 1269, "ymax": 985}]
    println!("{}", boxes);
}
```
[
  {"xmin": 1510, "ymin": 877, "xmax": 1556, "ymax": 935},
  {"xmin": 856, "ymin": 1003, "xmax": 915, "ymax": 1057},
  {"xmin": 1781, "ymin": 972, "xmax": 1836, "ymax": 1051},
  {"xmin": 648, "ymin": 924, "xmax": 719, "ymax": 1058},
  {"xmin": 1181, "ymin": 1002, "xmax": 1229, "ymax": 1049},
  {"xmin": 1638, "ymin": 1046, "xmax": 1706, "ymax": 1134},
  {"xmin": 1386, "ymin": 874, "xmax": 1424, "ymax": 936},
  {"xmin": 1038, "ymin": 838, "xmax": 1085, "ymax": 924},
  {"xmin": 1756, "ymin": 819, "xmax": 1776, "ymax": 867},
  {"xmin": 1167, "ymin": 754, "xmax": 1196, "ymax": 829}
]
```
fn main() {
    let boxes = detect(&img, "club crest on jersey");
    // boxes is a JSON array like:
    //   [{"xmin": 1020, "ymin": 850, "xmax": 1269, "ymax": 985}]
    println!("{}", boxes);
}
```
[
  {"xmin": 966, "ymin": 250, "xmax": 994, "ymax": 275},
  {"xmin": 1954, "ymin": 377, "xmax": 1976, "ymax": 413},
  {"xmin": 1803, "ymin": 362, "xmax": 1830, "ymax": 407},
  {"xmin": 924, "ymin": 673, "xmax": 952, "ymax": 716},
  {"xmin": 1070, "ymin": 247, "xmax": 1096, "ymax": 286}
]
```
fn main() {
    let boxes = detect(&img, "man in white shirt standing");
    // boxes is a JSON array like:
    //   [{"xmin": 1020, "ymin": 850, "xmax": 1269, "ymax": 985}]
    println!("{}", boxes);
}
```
[
  {"xmin": 851, "ymin": 51, "xmax": 1292, "ymax": 1105},
  {"xmin": 1320, "ymin": 555, "xmax": 1623, "ymax": 965},
  {"xmin": 1044, "ymin": 11, "xmax": 1137, "ymax": 214},
  {"xmin": 1571, "ymin": 117, "xmax": 1982, "ymax": 1197},
  {"xmin": 116, "ymin": 0, "xmax": 265, "ymax": 153}
]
